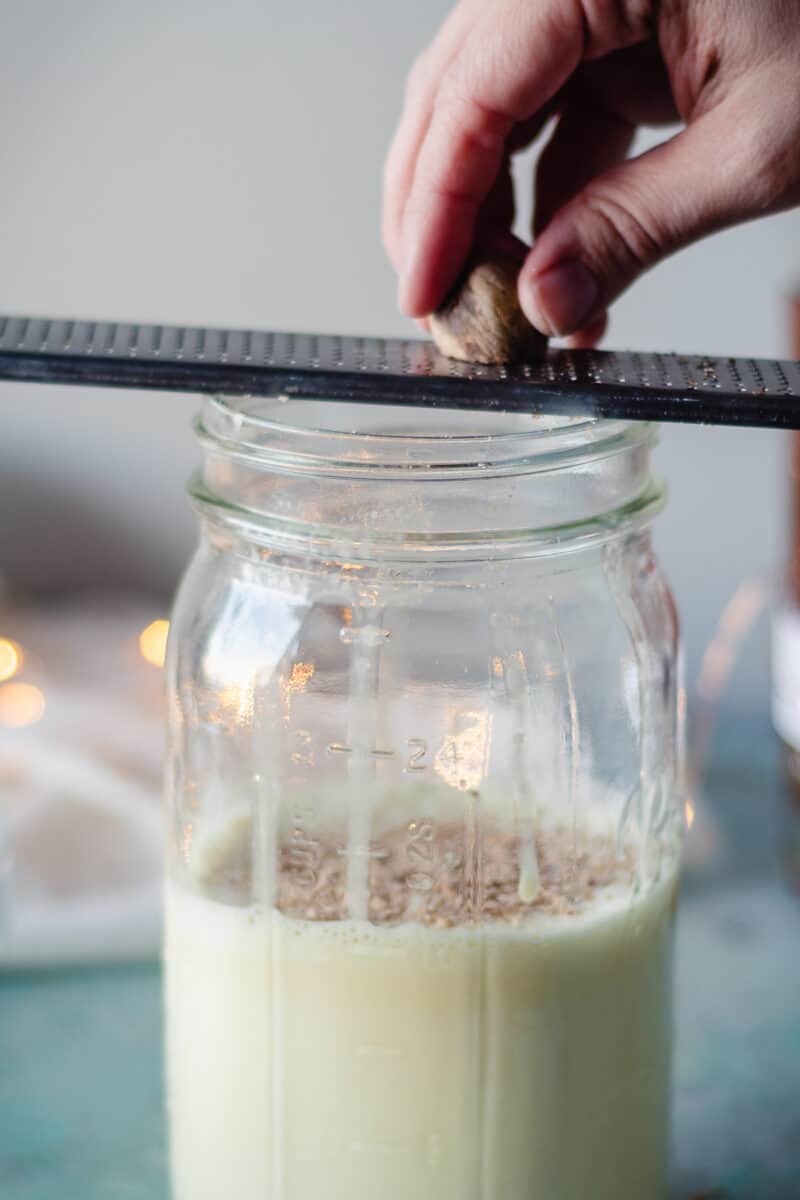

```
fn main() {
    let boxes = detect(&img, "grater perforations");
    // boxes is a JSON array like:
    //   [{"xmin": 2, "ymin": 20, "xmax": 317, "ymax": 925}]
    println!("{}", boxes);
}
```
[{"xmin": 0, "ymin": 314, "xmax": 798, "ymax": 428}]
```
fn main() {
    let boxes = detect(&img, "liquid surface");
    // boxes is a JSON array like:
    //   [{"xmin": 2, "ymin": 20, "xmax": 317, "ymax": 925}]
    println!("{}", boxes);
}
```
[{"xmin": 165, "ymin": 841, "xmax": 676, "ymax": 1200}]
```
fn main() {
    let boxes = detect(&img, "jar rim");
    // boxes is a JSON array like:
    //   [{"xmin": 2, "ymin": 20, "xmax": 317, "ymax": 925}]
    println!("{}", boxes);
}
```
[
  {"xmin": 189, "ymin": 472, "xmax": 666, "ymax": 562},
  {"xmin": 192, "ymin": 394, "xmax": 663, "ymax": 559},
  {"xmin": 198, "ymin": 394, "xmax": 656, "ymax": 477}
]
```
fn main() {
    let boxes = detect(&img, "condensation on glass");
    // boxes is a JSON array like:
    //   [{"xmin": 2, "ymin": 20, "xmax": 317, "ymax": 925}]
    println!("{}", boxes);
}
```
[{"xmin": 164, "ymin": 396, "xmax": 683, "ymax": 1200}]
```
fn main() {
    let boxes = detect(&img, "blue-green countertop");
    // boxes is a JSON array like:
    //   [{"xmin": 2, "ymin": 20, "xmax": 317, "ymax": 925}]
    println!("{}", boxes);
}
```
[{"xmin": 2, "ymin": 716, "xmax": 799, "ymax": 1199}]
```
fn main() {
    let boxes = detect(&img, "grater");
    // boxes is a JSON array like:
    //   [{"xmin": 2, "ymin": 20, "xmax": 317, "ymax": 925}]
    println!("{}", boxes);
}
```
[{"xmin": 1, "ymin": 314, "xmax": 799, "ymax": 429}]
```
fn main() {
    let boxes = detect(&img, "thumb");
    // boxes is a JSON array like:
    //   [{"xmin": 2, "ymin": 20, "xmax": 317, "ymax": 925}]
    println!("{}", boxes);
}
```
[{"xmin": 518, "ymin": 101, "xmax": 791, "ymax": 338}]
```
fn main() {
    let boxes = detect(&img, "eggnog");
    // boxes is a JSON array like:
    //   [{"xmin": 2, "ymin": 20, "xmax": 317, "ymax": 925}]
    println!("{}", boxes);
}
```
[{"xmin": 165, "ymin": 819, "xmax": 676, "ymax": 1200}]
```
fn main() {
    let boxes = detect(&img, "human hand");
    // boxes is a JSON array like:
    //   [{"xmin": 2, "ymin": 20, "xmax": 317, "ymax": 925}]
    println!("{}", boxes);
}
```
[{"xmin": 383, "ymin": 1, "xmax": 800, "ymax": 346}]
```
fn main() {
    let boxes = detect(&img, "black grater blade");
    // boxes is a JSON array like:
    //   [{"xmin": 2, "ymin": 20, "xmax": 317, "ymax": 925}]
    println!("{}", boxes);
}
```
[{"xmin": 1, "ymin": 314, "xmax": 799, "ymax": 429}]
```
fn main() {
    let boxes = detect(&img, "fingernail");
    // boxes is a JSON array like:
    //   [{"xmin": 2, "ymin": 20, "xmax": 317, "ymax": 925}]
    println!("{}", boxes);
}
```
[{"xmin": 521, "ymin": 259, "xmax": 599, "ymax": 337}]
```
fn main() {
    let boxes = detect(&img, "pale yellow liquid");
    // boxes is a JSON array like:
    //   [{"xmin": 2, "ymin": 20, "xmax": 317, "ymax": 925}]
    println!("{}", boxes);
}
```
[{"xmin": 165, "ymin": 867, "xmax": 676, "ymax": 1200}]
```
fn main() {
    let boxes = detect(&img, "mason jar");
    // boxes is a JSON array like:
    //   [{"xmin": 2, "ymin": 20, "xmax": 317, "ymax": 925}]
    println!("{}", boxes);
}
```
[{"xmin": 164, "ymin": 395, "xmax": 683, "ymax": 1200}]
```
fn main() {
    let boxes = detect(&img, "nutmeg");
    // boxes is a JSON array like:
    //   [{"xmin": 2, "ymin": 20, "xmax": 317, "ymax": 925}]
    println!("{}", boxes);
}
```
[{"xmin": 430, "ymin": 252, "xmax": 548, "ymax": 365}]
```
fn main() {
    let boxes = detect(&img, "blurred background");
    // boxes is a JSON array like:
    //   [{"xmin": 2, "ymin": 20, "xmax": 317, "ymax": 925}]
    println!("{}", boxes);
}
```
[
  {"xmin": 1, "ymin": 0, "xmax": 797, "ymax": 704},
  {"xmin": 0, "ymin": 1, "xmax": 798, "ymax": 961},
  {"xmin": 2, "ymin": 10, "xmax": 800, "ymax": 1194}
]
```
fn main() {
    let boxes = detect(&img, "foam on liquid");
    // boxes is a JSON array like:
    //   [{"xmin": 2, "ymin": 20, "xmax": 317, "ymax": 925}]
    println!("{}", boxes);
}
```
[{"xmin": 165, "ymin": 857, "xmax": 676, "ymax": 1200}]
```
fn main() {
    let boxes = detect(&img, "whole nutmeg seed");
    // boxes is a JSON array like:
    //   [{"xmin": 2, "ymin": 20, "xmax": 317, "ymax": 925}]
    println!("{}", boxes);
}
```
[{"xmin": 430, "ymin": 253, "xmax": 548, "ymax": 365}]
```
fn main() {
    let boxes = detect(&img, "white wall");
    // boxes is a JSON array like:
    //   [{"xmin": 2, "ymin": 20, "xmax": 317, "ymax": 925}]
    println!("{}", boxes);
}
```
[{"xmin": 1, "ymin": 0, "xmax": 797, "ymax": 711}]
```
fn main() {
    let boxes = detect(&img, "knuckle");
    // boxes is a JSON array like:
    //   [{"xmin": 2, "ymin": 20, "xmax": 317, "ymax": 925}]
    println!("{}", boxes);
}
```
[
  {"xmin": 437, "ymin": 73, "xmax": 514, "ymax": 150},
  {"xmin": 580, "ymin": 1, "xmax": 654, "ymax": 47},
  {"xmin": 580, "ymin": 184, "xmax": 664, "ymax": 273},
  {"xmin": 743, "ymin": 161, "xmax": 786, "ymax": 215},
  {"xmin": 739, "ymin": 123, "xmax": 798, "ymax": 214}
]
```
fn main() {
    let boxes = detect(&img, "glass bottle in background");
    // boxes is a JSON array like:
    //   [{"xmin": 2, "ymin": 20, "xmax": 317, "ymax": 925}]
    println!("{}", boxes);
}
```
[{"xmin": 773, "ymin": 292, "xmax": 800, "ymax": 890}]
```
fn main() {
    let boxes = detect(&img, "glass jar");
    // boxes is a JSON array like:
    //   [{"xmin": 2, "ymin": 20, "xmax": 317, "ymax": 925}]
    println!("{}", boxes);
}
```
[{"xmin": 164, "ymin": 396, "xmax": 683, "ymax": 1200}]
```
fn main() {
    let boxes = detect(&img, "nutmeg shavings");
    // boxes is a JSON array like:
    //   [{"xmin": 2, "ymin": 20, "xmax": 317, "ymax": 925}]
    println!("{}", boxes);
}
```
[{"xmin": 197, "ymin": 816, "xmax": 634, "ymax": 928}]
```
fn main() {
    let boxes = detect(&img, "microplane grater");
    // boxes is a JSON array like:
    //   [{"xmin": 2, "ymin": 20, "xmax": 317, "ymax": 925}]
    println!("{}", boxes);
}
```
[{"xmin": 1, "ymin": 314, "xmax": 799, "ymax": 428}]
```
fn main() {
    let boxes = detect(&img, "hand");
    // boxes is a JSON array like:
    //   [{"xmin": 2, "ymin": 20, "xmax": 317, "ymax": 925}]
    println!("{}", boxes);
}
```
[{"xmin": 382, "ymin": 0, "xmax": 800, "ymax": 346}]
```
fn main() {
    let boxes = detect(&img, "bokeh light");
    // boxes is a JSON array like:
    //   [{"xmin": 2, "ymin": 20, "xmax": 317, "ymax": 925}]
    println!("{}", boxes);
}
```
[
  {"xmin": 139, "ymin": 620, "xmax": 170, "ymax": 669},
  {"xmin": 0, "ymin": 638, "xmax": 23, "ymax": 683},
  {"xmin": 0, "ymin": 682, "xmax": 46, "ymax": 727}
]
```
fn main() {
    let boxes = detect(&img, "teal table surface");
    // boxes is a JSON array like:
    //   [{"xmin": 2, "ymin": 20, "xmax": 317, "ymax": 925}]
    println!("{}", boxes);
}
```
[{"xmin": 2, "ymin": 716, "xmax": 799, "ymax": 1199}]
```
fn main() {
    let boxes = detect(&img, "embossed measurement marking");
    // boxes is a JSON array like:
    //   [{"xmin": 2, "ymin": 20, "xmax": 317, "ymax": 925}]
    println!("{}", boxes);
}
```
[
  {"xmin": 339, "ymin": 626, "xmax": 390, "ymax": 646},
  {"xmin": 326, "ymin": 743, "xmax": 396, "ymax": 759},
  {"xmin": 336, "ymin": 845, "xmax": 389, "ymax": 861},
  {"xmin": 288, "ymin": 825, "xmax": 320, "ymax": 890},
  {"xmin": 405, "ymin": 819, "xmax": 438, "ymax": 891},
  {"xmin": 323, "ymin": 737, "xmax": 429, "ymax": 770}
]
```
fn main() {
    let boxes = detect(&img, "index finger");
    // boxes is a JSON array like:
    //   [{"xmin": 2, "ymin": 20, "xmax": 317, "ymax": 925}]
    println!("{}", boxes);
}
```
[
  {"xmin": 398, "ymin": 1, "xmax": 583, "ymax": 317},
  {"xmin": 383, "ymin": 0, "xmax": 486, "ymax": 273}
]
